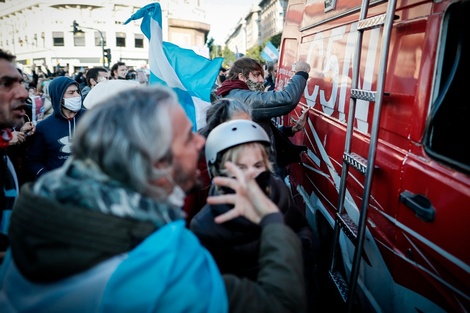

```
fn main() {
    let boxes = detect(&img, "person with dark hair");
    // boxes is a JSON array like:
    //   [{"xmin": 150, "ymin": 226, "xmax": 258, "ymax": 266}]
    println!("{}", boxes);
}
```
[
  {"xmin": 110, "ymin": 61, "xmax": 127, "ymax": 80},
  {"xmin": 210, "ymin": 67, "xmax": 229, "ymax": 102},
  {"xmin": 74, "ymin": 71, "xmax": 87, "ymax": 91},
  {"xmin": 125, "ymin": 69, "xmax": 137, "ymax": 81},
  {"xmin": 31, "ymin": 63, "xmax": 52, "ymax": 89},
  {"xmin": 0, "ymin": 49, "xmax": 29, "ymax": 254},
  {"xmin": 216, "ymin": 57, "xmax": 310, "ymax": 175},
  {"xmin": 0, "ymin": 85, "xmax": 306, "ymax": 313},
  {"xmin": 216, "ymin": 67, "xmax": 227, "ymax": 86},
  {"xmin": 264, "ymin": 61, "xmax": 278, "ymax": 91},
  {"xmin": 26, "ymin": 76, "xmax": 86, "ymax": 179},
  {"xmin": 81, "ymin": 67, "xmax": 109, "ymax": 100}
]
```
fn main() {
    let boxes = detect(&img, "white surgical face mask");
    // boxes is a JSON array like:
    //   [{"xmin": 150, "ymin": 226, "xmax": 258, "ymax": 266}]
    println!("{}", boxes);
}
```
[
  {"xmin": 166, "ymin": 174, "xmax": 186, "ymax": 208},
  {"xmin": 63, "ymin": 96, "xmax": 82, "ymax": 112}
]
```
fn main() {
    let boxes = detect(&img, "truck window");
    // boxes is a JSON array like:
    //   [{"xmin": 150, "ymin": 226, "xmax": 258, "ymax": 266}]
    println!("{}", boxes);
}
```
[{"xmin": 425, "ymin": 1, "xmax": 470, "ymax": 174}]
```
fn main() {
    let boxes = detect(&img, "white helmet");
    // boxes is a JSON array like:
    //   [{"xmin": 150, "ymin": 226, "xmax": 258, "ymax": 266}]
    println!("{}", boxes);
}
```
[{"xmin": 205, "ymin": 119, "xmax": 271, "ymax": 176}]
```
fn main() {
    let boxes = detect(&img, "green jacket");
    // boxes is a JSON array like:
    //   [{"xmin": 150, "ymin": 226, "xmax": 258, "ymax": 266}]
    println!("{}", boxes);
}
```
[{"xmin": 225, "ymin": 222, "xmax": 306, "ymax": 313}]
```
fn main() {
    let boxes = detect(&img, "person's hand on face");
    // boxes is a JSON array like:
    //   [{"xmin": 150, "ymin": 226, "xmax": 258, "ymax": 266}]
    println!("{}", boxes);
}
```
[{"xmin": 207, "ymin": 161, "xmax": 279, "ymax": 225}]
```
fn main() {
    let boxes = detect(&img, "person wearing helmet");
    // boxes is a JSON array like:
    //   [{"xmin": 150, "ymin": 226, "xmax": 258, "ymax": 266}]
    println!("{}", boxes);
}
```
[
  {"xmin": 182, "ymin": 98, "xmax": 252, "ymax": 225},
  {"xmin": 190, "ymin": 119, "xmax": 312, "ymax": 282},
  {"xmin": 189, "ymin": 99, "xmax": 307, "ymax": 229}
]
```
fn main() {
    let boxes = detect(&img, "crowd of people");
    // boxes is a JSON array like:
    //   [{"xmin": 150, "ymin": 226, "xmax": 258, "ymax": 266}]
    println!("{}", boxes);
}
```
[{"xmin": 0, "ymin": 47, "xmax": 317, "ymax": 312}]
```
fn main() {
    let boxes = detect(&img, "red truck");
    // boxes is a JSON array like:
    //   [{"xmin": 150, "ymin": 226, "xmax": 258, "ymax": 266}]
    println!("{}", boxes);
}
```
[{"xmin": 277, "ymin": 0, "xmax": 470, "ymax": 311}]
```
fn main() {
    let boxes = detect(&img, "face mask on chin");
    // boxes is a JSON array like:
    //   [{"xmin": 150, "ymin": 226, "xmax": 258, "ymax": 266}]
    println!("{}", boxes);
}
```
[
  {"xmin": 97, "ymin": 76, "xmax": 107, "ymax": 84},
  {"xmin": 62, "ymin": 96, "xmax": 82, "ymax": 112},
  {"xmin": 246, "ymin": 79, "xmax": 266, "ymax": 92}
]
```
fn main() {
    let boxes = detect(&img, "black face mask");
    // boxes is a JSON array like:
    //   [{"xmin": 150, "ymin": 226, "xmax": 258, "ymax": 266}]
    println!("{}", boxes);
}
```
[
  {"xmin": 218, "ymin": 170, "xmax": 271, "ymax": 196},
  {"xmin": 255, "ymin": 170, "xmax": 271, "ymax": 196}
]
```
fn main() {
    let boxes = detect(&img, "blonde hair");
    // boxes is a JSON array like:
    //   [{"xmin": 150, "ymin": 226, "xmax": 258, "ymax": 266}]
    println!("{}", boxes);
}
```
[{"xmin": 219, "ymin": 142, "xmax": 273, "ymax": 176}]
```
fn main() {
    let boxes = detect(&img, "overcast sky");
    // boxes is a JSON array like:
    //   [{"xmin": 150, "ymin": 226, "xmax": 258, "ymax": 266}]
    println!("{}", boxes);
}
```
[{"xmin": 204, "ymin": 0, "xmax": 258, "ymax": 44}]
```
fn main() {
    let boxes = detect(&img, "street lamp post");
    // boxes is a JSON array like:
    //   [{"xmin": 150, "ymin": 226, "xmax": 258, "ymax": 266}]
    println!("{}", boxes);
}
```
[{"xmin": 72, "ymin": 21, "xmax": 106, "ymax": 68}]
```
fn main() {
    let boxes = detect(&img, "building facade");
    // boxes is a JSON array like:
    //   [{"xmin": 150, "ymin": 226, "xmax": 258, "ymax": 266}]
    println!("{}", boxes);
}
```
[
  {"xmin": 258, "ymin": 0, "xmax": 287, "ymax": 42},
  {"xmin": 225, "ymin": 0, "xmax": 287, "ymax": 55},
  {"xmin": 0, "ymin": 0, "xmax": 210, "ymax": 75},
  {"xmin": 225, "ymin": 4, "xmax": 260, "ymax": 56}
]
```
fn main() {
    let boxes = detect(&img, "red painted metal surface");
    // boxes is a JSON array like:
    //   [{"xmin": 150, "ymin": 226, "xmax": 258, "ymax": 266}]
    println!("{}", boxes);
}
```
[{"xmin": 279, "ymin": 0, "xmax": 470, "ymax": 311}]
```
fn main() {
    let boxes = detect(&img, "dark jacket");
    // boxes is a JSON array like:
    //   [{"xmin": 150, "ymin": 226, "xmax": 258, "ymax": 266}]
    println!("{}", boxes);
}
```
[
  {"xmin": 190, "ymin": 171, "xmax": 305, "ymax": 280},
  {"xmin": 216, "ymin": 72, "xmax": 308, "ymax": 122},
  {"xmin": 1, "ymin": 183, "xmax": 306, "ymax": 313},
  {"xmin": 26, "ymin": 77, "xmax": 86, "ymax": 178},
  {"xmin": 264, "ymin": 74, "xmax": 275, "ymax": 91},
  {"xmin": 0, "ymin": 141, "xmax": 18, "ymax": 251},
  {"xmin": 216, "ymin": 72, "xmax": 308, "ymax": 169}
]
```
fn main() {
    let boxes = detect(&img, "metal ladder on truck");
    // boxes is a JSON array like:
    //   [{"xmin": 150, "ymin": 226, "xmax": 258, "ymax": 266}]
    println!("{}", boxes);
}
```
[{"xmin": 328, "ymin": 0, "xmax": 398, "ymax": 312}]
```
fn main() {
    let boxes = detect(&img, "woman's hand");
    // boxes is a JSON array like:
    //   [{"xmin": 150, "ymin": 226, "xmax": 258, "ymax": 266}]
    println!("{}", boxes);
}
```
[{"xmin": 207, "ymin": 162, "xmax": 279, "ymax": 225}]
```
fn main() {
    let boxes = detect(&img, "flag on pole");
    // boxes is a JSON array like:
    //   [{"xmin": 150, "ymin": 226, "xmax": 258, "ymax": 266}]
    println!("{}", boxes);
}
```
[
  {"xmin": 261, "ymin": 41, "xmax": 279, "ymax": 62},
  {"xmin": 125, "ymin": 3, "xmax": 223, "ymax": 130}
]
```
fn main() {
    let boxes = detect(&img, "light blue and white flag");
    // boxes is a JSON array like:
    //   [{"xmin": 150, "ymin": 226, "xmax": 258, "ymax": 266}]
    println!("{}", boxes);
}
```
[
  {"xmin": 261, "ymin": 41, "xmax": 279, "ymax": 62},
  {"xmin": 125, "ymin": 3, "xmax": 223, "ymax": 130}
]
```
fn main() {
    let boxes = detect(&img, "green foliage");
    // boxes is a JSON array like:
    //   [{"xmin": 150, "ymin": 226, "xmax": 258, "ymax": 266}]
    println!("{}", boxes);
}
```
[
  {"xmin": 261, "ymin": 33, "xmax": 281, "ymax": 48},
  {"xmin": 222, "ymin": 46, "xmax": 236, "ymax": 67},
  {"xmin": 270, "ymin": 33, "xmax": 282, "ymax": 48},
  {"xmin": 246, "ymin": 45, "xmax": 263, "ymax": 64}
]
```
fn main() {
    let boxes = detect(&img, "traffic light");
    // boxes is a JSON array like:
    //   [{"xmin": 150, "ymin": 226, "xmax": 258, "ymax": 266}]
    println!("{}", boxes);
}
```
[
  {"xmin": 72, "ymin": 20, "xmax": 79, "ymax": 35},
  {"xmin": 104, "ymin": 48, "xmax": 111, "ymax": 64}
]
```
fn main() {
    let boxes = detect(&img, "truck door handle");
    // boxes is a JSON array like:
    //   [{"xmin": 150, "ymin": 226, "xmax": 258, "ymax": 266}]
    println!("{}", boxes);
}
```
[{"xmin": 399, "ymin": 190, "xmax": 435, "ymax": 222}]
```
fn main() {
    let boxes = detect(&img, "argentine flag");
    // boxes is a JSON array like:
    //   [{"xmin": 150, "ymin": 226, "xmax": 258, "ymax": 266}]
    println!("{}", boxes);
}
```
[
  {"xmin": 125, "ymin": 3, "xmax": 223, "ymax": 130},
  {"xmin": 261, "ymin": 41, "xmax": 279, "ymax": 62}
]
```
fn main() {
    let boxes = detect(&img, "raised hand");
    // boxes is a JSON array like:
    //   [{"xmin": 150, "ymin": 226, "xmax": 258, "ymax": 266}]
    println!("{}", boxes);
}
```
[{"xmin": 207, "ymin": 162, "xmax": 279, "ymax": 225}]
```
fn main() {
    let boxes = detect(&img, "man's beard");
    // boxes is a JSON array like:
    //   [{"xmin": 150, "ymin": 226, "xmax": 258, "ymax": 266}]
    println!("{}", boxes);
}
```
[
  {"xmin": 0, "ymin": 116, "xmax": 19, "ymax": 130},
  {"xmin": 172, "ymin": 160, "xmax": 202, "ymax": 194}
]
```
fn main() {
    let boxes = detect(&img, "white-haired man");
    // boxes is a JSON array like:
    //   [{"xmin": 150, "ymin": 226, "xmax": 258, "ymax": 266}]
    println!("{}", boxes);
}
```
[{"xmin": 0, "ymin": 85, "xmax": 306, "ymax": 313}]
